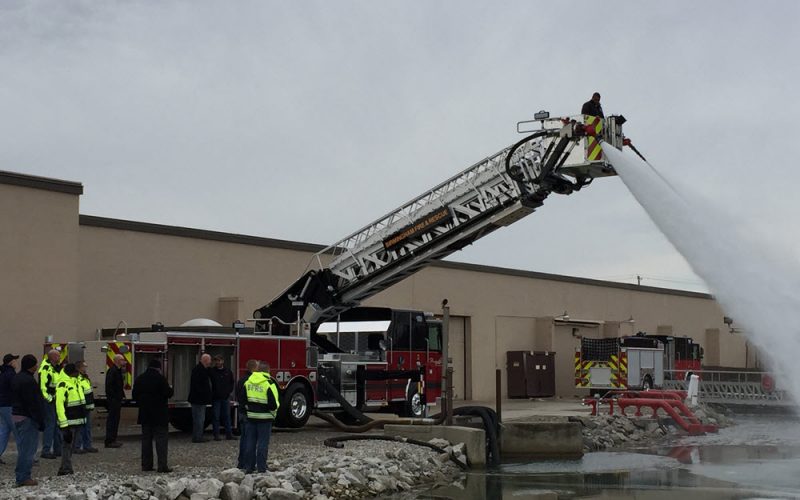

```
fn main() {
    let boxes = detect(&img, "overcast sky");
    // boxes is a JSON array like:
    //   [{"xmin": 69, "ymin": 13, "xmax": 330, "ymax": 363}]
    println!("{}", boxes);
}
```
[{"xmin": 2, "ymin": 1, "xmax": 799, "ymax": 293}]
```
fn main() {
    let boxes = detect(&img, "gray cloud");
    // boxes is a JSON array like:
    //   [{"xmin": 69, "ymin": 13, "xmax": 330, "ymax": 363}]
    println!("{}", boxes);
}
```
[{"xmin": 2, "ymin": 1, "xmax": 798, "ymax": 292}]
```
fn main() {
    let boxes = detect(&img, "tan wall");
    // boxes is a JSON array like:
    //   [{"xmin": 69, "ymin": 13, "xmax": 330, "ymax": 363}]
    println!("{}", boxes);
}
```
[
  {"xmin": 0, "ymin": 184, "xmax": 80, "ymax": 359},
  {"xmin": 0, "ymin": 174, "xmax": 755, "ymax": 403}
]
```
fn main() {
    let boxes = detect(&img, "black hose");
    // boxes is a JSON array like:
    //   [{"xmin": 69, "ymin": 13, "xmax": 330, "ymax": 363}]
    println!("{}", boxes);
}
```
[
  {"xmin": 323, "ymin": 434, "xmax": 469, "ymax": 471},
  {"xmin": 427, "ymin": 406, "xmax": 501, "ymax": 467},
  {"xmin": 504, "ymin": 130, "xmax": 548, "ymax": 181},
  {"xmin": 317, "ymin": 376, "xmax": 373, "ymax": 425}
]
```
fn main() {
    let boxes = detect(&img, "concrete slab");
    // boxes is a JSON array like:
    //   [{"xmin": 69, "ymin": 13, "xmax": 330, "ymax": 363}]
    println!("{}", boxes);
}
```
[
  {"xmin": 383, "ymin": 424, "xmax": 486, "ymax": 468},
  {"xmin": 500, "ymin": 421, "xmax": 583, "ymax": 459},
  {"xmin": 454, "ymin": 398, "xmax": 592, "ymax": 422}
]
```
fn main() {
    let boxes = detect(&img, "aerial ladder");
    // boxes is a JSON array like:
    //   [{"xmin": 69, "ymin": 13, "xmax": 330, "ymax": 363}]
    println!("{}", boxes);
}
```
[{"xmin": 254, "ymin": 113, "xmax": 628, "ymax": 342}]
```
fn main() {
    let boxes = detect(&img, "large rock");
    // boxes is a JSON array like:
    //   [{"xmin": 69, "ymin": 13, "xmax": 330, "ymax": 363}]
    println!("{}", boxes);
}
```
[
  {"xmin": 255, "ymin": 475, "xmax": 281, "ymax": 489},
  {"xmin": 165, "ymin": 480, "xmax": 187, "ymax": 500},
  {"xmin": 188, "ymin": 478, "xmax": 223, "ymax": 499},
  {"xmin": 264, "ymin": 489, "xmax": 304, "ymax": 500},
  {"xmin": 218, "ymin": 468, "xmax": 246, "ymax": 485},
  {"xmin": 220, "ymin": 482, "xmax": 252, "ymax": 500}
]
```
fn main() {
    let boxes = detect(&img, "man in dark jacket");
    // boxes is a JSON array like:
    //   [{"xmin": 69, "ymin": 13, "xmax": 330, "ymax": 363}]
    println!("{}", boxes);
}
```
[
  {"xmin": 210, "ymin": 355, "xmax": 234, "ymax": 441},
  {"xmin": 104, "ymin": 354, "xmax": 126, "ymax": 448},
  {"xmin": 581, "ymin": 92, "xmax": 604, "ymax": 118},
  {"xmin": 187, "ymin": 353, "xmax": 212, "ymax": 443},
  {"xmin": 132, "ymin": 359, "xmax": 174, "ymax": 472},
  {"xmin": 12, "ymin": 354, "xmax": 44, "ymax": 487},
  {"xmin": 235, "ymin": 359, "xmax": 257, "ymax": 469},
  {"xmin": 0, "ymin": 353, "xmax": 19, "ymax": 464}
]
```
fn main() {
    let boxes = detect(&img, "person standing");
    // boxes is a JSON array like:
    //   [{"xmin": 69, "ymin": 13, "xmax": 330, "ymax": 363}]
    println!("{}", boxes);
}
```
[
  {"xmin": 581, "ymin": 92, "xmax": 604, "ymax": 118},
  {"xmin": 243, "ymin": 361, "xmax": 280, "ymax": 474},
  {"xmin": 73, "ymin": 361, "xmax": 98, "ymax": 453},
  {"xmin": 55, "ymin": 363, "xmax": 87, "ymax": 476},
  {"xmin": 236, "ymin": 359, "xmax": 257, "ymax": 470},
  {"xmin": 104, "ymin": 354, "xmax": 126, "ymax": 448},
  {"xmin": 188, "ymin": 353, "xmax": 212, "ymax": 443},
  {"xmin": 38, "ymin": 349, "xmax": 62, "ymax": 459},
  {"xmin": 12, "ymin": 354, "xmax": 44, "ymax": 487},
  {"xmin": 0, "ymin": 354, "xmax": 19, "ymax": 465},
  {"xmin": 210, "ymin": 355, "xmax": 234, "ymax": 441},
  {"xmin": 132, "ymin": 359, "xmax": 174, "ymax": 473}
]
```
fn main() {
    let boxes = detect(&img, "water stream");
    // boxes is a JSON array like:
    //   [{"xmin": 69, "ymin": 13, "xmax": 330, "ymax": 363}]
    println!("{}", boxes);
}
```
[{"xmin": 601, "ymin": 144, "xmax": 800, "ymax": 405}]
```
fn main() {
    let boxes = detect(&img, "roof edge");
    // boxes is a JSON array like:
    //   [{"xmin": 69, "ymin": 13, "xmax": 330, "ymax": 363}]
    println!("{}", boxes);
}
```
[
  {"xmin": 430, "ymin": 260, "xmax": 712, "ymax": 300},
  {"xmin": 78, "ymin": 215, "xmax": 711, "ymax": 299},
  {"xmin": 0, "ymin": 170, "xmax": 83, "ymax": 195},
  {"xmin": 78, "ymin": 215, "xmax": 326, "ymax": 253}
]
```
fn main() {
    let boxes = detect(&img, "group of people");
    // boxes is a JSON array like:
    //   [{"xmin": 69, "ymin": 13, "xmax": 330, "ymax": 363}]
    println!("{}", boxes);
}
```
[
  {"xmin": 0, "ymin": 348, "xmax": 282, "ymax": 487},
  {"xmin": 0, "ymin": 350, "xmax": 105, "ymax": 486},
  {"xmin": 187, "ymin": 354, "xmax": 280, "ymax": 473}
]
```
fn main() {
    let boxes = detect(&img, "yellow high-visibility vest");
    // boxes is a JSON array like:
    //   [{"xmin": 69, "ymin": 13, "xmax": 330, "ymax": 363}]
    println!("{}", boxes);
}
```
[
  {"xmin": 244, "ymin": 372, "xmax": 280, "ymax": 420},
  {"xmin": 56, "ymin": 375, "xmax": 87, "ymax": 428}
]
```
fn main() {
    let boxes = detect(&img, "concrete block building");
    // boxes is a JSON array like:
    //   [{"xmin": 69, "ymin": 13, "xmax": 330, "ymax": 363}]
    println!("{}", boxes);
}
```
[{"xmin": 0, "ymin": 170, "xmax": 757, "ymax": 401}]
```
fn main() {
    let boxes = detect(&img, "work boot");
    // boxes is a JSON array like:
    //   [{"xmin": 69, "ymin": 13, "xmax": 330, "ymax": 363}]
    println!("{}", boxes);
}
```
[
  {"xmin": 105, "ymin": 442, "xmax": 123, "ymax": 448},
  {"xmin": 157, "ymin": 467, "xmax": 173, "ymax": 473},
  {"xmin": 40, "ymin": 452, "xmax": 57, "ymax": 459},
  {"xmin": 16, "ymin": 479, "xmax": 38, "ymax": 487},
  {"xmin": 86, "ymin": 447, "xmax": 99, "ymax": 453},
  {"xmin": 57, "ymin": 469, "xmax": 74, "ymax": 476},
  {"xmin": 73, "ymin": 449, "xmax": 88, "ymax": 454}
]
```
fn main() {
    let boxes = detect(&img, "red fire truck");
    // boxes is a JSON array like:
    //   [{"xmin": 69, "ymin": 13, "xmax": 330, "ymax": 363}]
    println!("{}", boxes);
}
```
[
  {"xmin": 46, "ymin": 113, "xmax": 630, "ymax": 428},
  {"xmin": 647, "ymin": 335, "xmax": 703, "ymax": 380}
]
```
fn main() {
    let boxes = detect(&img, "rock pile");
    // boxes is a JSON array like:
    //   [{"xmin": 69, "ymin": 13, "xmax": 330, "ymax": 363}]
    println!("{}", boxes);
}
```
[
  {"xmin": 0, "ymin": 439, "xmax": 462, "ymax": 500},
  {"xmin": 574, "ymin": 403, "xmax": 735, "ymax": 452}
]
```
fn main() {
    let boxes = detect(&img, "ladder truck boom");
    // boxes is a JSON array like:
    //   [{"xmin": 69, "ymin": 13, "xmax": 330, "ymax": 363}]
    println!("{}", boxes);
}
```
[{"xmin": 254, "ymin": 114, "xmax": 627, "ymax": 335}]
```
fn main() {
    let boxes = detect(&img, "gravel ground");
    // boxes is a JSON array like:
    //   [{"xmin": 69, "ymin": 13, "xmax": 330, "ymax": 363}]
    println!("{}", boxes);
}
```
[{"xmin": 0, "ymin": 413, "xmax": 463, "ymax": 499}]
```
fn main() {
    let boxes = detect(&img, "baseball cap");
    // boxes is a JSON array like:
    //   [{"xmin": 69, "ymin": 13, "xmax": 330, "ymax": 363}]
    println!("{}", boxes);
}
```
[{"xmin": 2, "ymin": 354, "xmax": 19, "ymax": 365}]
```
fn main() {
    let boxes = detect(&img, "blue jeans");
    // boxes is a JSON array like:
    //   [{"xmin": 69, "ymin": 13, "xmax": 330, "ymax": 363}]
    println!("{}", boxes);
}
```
[
  {"xmin": 14, "ymin": 417, "xmax": 39, "ymax": 484},
  {"xmin": 0, "ymin": 406, "xmax": 18, "ymax": 457},
  {"xmin": 191, "ymin": 404, "xmax": 206, "ymax": 442},
  {"xmin": 42, "ymin": 401, "xmax": 62, "ymax": 455},
  {"xmin": 74, "ymin": 412, "xmax": 93, "ymax": 450},
  {"xmin": 243, "ymin": 419, "xmax": 272, "ymax": 473},
  {"xmin": 236, "ymin": 413, "xmax": 248, "ymax": 469},
  {"xmin": 212, "ymin": 399, "xmax": 232, "ymax": 438}
]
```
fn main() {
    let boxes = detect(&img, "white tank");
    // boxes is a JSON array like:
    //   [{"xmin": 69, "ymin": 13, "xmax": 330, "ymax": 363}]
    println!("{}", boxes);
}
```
[{"xmin": 179, "ymin": 318, "xmax": 223, "ymax": 327}]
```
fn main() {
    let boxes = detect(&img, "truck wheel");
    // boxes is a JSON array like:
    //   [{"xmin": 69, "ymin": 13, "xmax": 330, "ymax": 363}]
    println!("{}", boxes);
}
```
[
  {"xmin": 277, "ymin": 383, "xmax": 311, "ymax": 428},
  {"xmin": 642, "ymin": 375, "xmax": 653, "ymax": 391},
  {"xmin": 401, "ymin": 385, "xmax": 425, "ymax": 418}
]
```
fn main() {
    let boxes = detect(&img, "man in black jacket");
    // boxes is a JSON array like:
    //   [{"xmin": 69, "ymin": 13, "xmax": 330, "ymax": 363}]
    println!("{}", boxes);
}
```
[
  {"xmin": 132, "ymin": 359, "xmax": 174, "ymax": 472},
  {"xmin": 0, "ymin": 353, "xmax": 19, "ymax": 464},
  {"xmin": 210, "ymin": 355, "xmax": 234, "ymax": 441},
  {"xmin": 581, "ymin": 92, "xmax": 604, "ymax": 118},
  {"xmin": 187, "ymin": 353, "xmax": 212, "ymax": 443},
  {"xmin": 12, "ymin": 354, "xmax": 44, "ymax": 487},
  {"xmin": 104, "ymin": 354, "xmax": 126, "ymax": 448}
]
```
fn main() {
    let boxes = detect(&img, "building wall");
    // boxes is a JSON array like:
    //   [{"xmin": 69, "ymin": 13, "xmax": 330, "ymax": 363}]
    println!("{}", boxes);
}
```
[
  {"xmin": 0, "ymin": 174, "xmax": 82, "ymax": 359},
  {"xmin": 1, "ymin": 171, "xmax": 752, "ymax": 402}
]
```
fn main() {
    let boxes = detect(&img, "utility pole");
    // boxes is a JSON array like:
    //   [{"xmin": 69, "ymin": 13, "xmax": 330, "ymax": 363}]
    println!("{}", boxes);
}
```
[{"xmin": 637, "ymin": 275, "xmax": 642, "ymax": 286}]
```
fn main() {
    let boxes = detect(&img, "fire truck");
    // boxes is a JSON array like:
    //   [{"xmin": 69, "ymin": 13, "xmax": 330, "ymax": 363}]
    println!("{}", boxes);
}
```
[
  {"xmin": 646, "ymin": 335, "xmax": 703, "ymax": 380},
  {"xmin": 575, "ymin": 336, "xmax": 665, "ymax": 392},
  {"xmin": 48, "ymin": 112, "xmax": 630, "ymax": 429}
]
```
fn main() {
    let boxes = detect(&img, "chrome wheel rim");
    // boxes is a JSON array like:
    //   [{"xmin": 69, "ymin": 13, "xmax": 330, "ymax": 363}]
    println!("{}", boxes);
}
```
[
  {"xmin": 290, "ymin": 391, "xmax": 308, "ymax": 420},
  {"xmin": 410, "ymin": 392, "xmax": 425, "ymax": 417}
]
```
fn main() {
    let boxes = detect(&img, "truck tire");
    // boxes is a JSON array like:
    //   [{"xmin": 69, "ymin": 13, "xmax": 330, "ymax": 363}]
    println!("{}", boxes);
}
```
[
  {"xmin": 168, "ymin": 407, "xmax": 212, "ymax": 433},
  {"xmin": 169, "ymin": 408, "xmax": 193, "ymax": 433},
  {"xmin": 401, "ymin": 385, "xmax": 425, "ymax": 418},
  {"xmin": 642, "ymin": 375, "xmax": 654, "ymax": 391},
  {"xmin": 276, "ymin": 383, "xmax": 311, "ymax": 428}
]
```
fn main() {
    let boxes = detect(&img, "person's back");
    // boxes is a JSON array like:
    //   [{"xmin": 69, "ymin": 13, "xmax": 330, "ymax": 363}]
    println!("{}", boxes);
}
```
[
  {"xmin": 0, "ymin": 362, "xmax": 15, "ymax": 407},
  {"xmin": 133, "ymin": 366, "xmax": 173, "ymax": 425}
]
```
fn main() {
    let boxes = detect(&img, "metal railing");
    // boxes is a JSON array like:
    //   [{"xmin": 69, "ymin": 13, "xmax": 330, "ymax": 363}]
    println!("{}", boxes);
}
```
[{"xmin": 663, "ymin": 369, "xmax": 792, "ymax": 406}]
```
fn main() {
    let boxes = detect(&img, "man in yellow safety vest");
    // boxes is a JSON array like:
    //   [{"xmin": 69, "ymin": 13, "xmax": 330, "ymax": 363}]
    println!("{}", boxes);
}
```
[
  {"xmin": 73, "ymin": 361, "xmax": 98, "ymax": 453},
  {"xmin": 38, "ymin": 349, "xmax": 63, "ymax": 459},
  {"xmin": 242, "ymin": 361, "xmax": 280, "ymax": 473},
  {"xmin": 55, "ymin": 363, "xmax": 86, "ymax": 476}
]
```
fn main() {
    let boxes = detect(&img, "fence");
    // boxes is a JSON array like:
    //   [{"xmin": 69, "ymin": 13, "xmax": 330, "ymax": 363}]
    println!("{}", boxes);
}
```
[{"xmin": 662, "ymin": 369, "xmax": 791, "ymax": 406}]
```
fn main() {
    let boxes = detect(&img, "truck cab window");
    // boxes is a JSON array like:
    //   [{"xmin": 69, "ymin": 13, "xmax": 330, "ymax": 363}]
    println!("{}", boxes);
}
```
[{"xmin": 427, "ymin": 324, "xmax": 442, "ymax": 352}]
